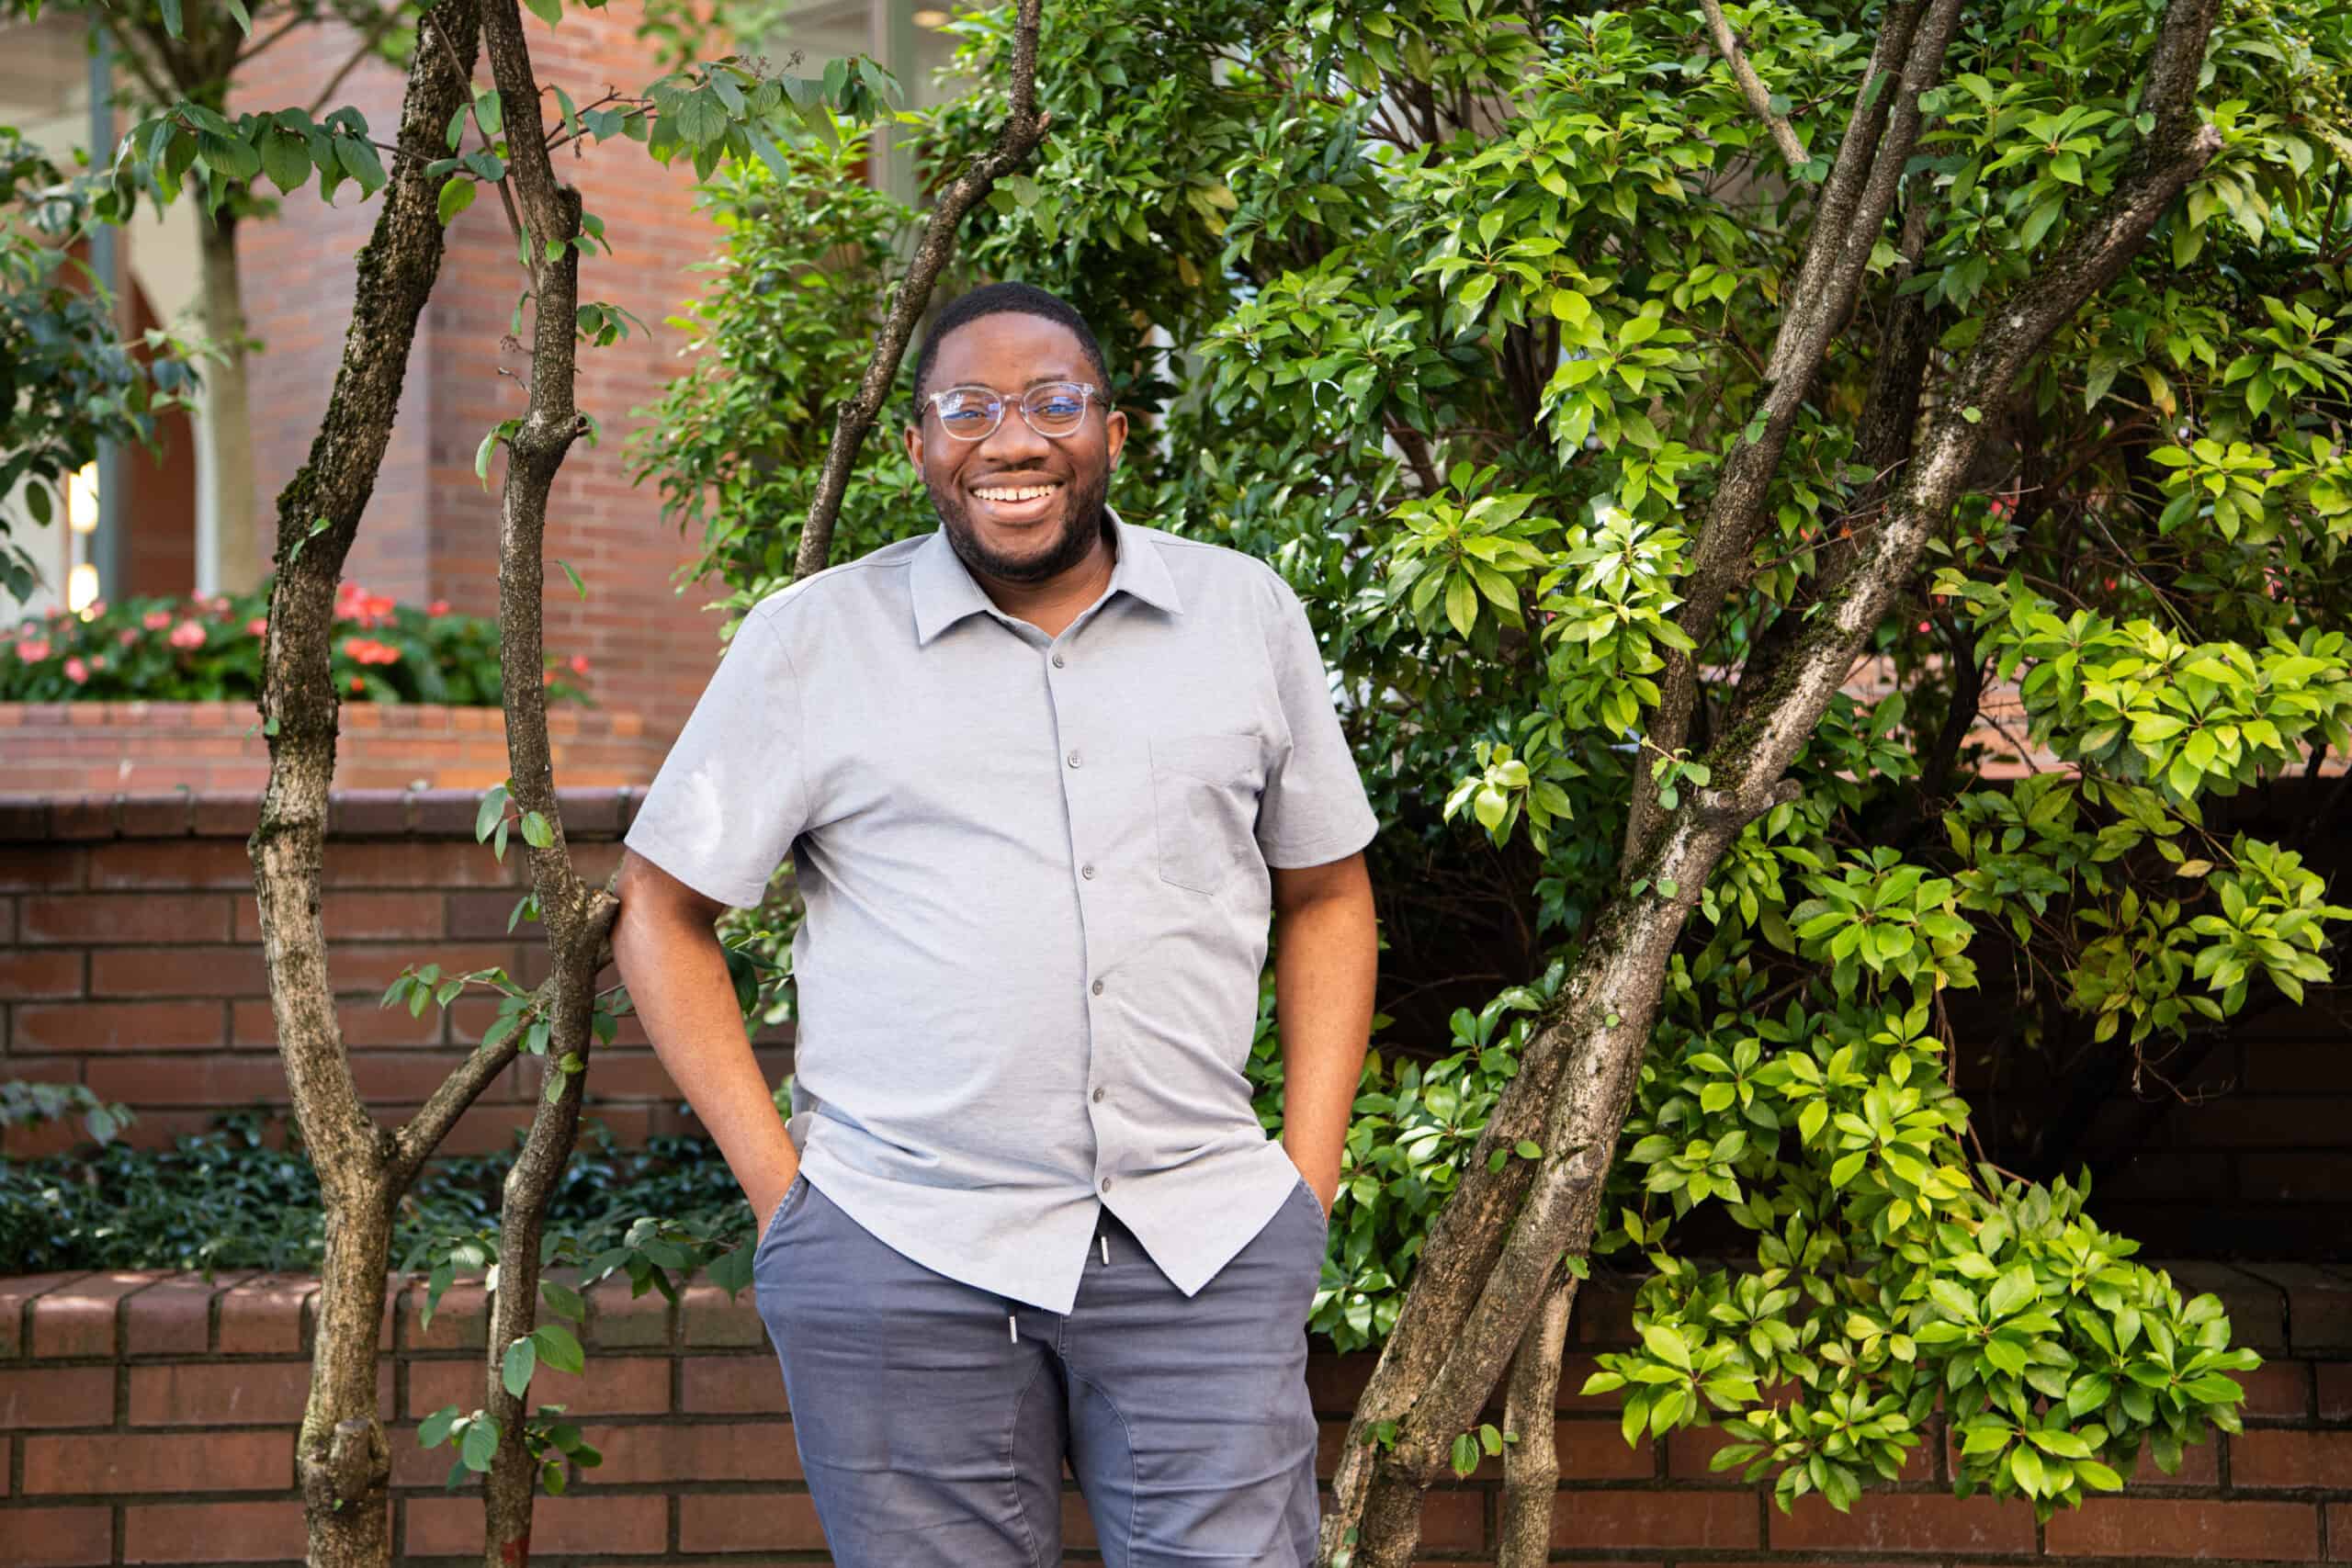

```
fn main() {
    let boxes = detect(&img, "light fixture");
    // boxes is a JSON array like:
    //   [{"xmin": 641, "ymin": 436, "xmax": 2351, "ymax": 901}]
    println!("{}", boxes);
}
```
[
  {"xmin": 68, "ymin": 562, "xmax": 99, "ymax": 614},
  {"xmin": 67, "ymin": 461, "xmax": 99, "ymax": 535},
  {"xmin": 912, "ymin": 7, "xmax": 951, "ymax": 26}
]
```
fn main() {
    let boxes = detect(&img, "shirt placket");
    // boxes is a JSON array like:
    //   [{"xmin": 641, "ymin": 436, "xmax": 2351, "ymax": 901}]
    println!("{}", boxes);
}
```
[{"xmin": 1043, "ymin": 625, "xmax": 1122, "ymax": 1213}]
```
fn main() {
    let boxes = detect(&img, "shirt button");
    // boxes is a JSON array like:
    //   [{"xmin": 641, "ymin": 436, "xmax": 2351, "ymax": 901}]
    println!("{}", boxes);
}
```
[
  {"xmin": 1091, "ymin": 978, "xmax": 1104, "ymax": 995},
  {"xmin": 1067, "ymin": 750, "xmax": 1081, "ymax": 768},
  {"xmin": 1100, "ymin": 1177, "xmax": 1113, "ymax": 1192},
  {"xmin": 1091, "ymin": 1086, "xmax": 1105, "ymax": 1102},
  {"xmin": 1080, "ymin": 863, "xmax": 1095, "ymax": 880},
  {"xmin": 1052, "ymin": 652, "xmax": 1066, "ymax": 668}
]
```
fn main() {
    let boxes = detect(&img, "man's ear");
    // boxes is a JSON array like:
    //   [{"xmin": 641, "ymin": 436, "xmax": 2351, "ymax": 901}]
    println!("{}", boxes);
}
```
[
  {"xmin": 1104, "ymin": 407, "xmax": 1128, "ymax": 470},
  {"xmin": 904, "ymin": 422, "xmax": 925, "ymax": 469}
]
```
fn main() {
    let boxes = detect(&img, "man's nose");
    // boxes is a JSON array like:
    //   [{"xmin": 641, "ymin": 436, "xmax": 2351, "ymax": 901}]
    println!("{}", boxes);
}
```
[{"xmin": 975, "ymin": 400, "xmax": 1054, "ymax": 467}]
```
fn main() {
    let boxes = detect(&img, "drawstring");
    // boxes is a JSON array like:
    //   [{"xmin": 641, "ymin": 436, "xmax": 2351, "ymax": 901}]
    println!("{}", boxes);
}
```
[
  {"xmin": 1101, "ymin": 1234, "xmax": 1110, "ymax": 1265},
  {"xmin": 1006, "ymin": 1229, "xmax": 1114, "ymax": 1345}
]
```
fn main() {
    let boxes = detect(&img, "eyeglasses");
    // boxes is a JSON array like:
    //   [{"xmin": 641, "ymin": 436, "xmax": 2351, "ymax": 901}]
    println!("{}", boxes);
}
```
[{"xmin": 916, "ymin": 380, "xmax": 1111, "ymax": 441}]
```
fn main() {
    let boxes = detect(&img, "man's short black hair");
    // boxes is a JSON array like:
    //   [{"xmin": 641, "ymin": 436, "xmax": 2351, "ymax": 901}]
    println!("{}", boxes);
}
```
[{"xmin": 910, "ymin": 280, "xmax": 1113, "ymax": 416}]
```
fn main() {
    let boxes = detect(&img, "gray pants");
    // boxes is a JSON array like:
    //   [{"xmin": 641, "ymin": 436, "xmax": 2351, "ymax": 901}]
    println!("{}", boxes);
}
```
[{"xmin": 751, "ymin": 1167, "xmax": 1329, "ymax": 1567}]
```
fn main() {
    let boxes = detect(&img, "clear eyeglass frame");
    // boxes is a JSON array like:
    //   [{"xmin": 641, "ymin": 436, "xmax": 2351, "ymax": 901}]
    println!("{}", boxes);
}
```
[{"xmin": 916, "ymin": 380, "xmax": 1112, "ymax": 442}]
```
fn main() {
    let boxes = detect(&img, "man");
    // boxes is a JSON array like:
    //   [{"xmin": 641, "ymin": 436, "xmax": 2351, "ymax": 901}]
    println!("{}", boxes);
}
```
[{"xmin": 611, "ymin": 279, "xmax": 1380, "ymax": 1568}]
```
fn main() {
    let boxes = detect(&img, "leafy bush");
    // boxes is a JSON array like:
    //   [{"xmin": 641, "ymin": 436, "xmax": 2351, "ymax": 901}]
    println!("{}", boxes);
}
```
[
  {"xmin": 0, "ymin": 1113, "xmax": 744, "ymax": 1276},
  {"xmin": 2, "ymin": 581, "xmax": 593, "ymax": 706}
]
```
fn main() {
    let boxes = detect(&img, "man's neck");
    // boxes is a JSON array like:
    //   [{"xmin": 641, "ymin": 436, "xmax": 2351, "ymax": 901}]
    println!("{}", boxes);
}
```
[{"xmin": 976, "ymin": 511, "xmax": 1115, "ymax": 637}]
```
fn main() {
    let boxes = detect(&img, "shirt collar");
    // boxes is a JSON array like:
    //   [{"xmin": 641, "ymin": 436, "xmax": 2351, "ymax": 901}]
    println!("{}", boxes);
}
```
[{"xmin": 910, "ymin": 504, "xmax": 1182, "ymax": 647}]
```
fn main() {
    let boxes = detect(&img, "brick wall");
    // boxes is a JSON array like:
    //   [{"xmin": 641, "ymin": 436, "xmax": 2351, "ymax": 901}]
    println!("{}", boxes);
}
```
[
  {"xmin": 0, "ymin": 706, "xmax": 669, "ymax": 796},
  {"xmin": 231, "ymin": 0, "xmax": 745, "ymax": 750},
  {"xmin": 0, "ymin": 787, "xmax": 786, "ymax": 1159},
  {"xmin": 0, "ymin": 1263, "xmax": 2345, "ymax": 1565}
]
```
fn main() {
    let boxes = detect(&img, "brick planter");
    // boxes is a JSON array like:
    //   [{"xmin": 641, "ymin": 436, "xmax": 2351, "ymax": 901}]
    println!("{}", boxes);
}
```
[
  {"xmin": 0, "ymin": 1262, "xmax": 2345, "ymax": 1564},
  {"xmin": 0, "ymin": 788, "xmax": 790, "ymax": 1158},
  {"xmin": 0, "ymin": 703, "xmax": 671, "ymax": 795}
]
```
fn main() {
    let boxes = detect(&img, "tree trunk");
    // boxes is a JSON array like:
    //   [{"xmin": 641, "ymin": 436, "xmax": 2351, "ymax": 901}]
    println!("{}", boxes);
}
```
[
  {"xmin": 244, "ymin": 5, "xmax": 484, "ymax": 1562},
  {"xmin": 194, "ymin": 209, "xmax": 264, "ymax": 593},
  {"xmin": 1496, "ymin": 1263, "xmax": 1574, "ymax": 1568}
]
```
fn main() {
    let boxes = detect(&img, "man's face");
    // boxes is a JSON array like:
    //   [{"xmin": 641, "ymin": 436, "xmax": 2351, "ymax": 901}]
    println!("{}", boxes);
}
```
[{"xmin": 904, "ymin": 311, "xmax": 1127, "ymax": 585}]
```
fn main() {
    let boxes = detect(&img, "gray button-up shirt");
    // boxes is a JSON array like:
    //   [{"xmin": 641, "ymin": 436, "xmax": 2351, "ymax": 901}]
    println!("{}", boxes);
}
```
[{"xmin": 624, "ymin": 510, "xmax": 1379, "ymax": 1314}]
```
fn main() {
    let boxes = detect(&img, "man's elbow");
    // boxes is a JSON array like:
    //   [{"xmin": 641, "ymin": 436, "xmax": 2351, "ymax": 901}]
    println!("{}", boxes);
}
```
[{"xmin": 614, "ymin": 849, "xmax": 728, "ymax": 948}]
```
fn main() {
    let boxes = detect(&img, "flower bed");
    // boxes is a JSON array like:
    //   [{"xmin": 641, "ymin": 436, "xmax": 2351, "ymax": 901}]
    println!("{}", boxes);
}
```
[{"xmin": 5, "ymin": 582, "xmax": 592, "ymax": 706}]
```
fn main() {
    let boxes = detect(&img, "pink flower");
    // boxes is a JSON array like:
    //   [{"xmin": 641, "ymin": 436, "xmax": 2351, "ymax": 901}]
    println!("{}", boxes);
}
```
[
  {"xmin": 350, "ymin": 675, "xmax": 366, "ymax": 694},
  {"xmin": 89, "ymin": 654, "xmax": 107, "ymax": 671},
  {"xmin": 15, "ymin": 637, "xmax": 50, "ymax": 662},
  {"xmin": 118, "ymin": 628, "xmax": 138, "ymax": 647},
  {"xmin": 428, "ymin": 599, "xmax": 450, "ymax": 616},
  {"xmin": 568, "ymin": 654, "xmax": 590, "ymax": 675},
  {"xmin": 84, "ymin": 600, "xmax": 106, "ymax": 617},
  {"xmin": 142, "ymin": 611, "xmax": 171, "ymax": 630},
  {"xmin": 206, "ymin": 595, "xmax": 231, "ymax": 615},
  {"xmin": 63, "ymin": 657, "xmax": 88, "ymax": 685},
  {"xmin": 341, "ymin": 637, "xmax": 401, "ymax": 666},
  {"xmin": 169, "ymin": 620, "xmax": 207, "ymax": 649},
  {"xmin": 247, "ymin": 618, "xmax": 268, "ymax": 637}
]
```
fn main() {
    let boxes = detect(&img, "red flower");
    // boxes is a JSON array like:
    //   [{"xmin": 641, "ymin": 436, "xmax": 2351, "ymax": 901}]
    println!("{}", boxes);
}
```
[
  {"xmin": 169, "ymin": 621, "xmax": 207, "ymax": 649},
  {"xmin": 428, "ymin": 599, "xmax": 450, "ymax": 616},
  {"xmin": 142, "ymin": 611, "xmax": 171, "ymax": 630},
  {"xmin": 350, "ymin": 675, "xmax": 366, "ymax": 694},
  {"xmin": 64, "ymin": 657, "xmax": 89, "ymax": 685},
  {"xmin": 247, "ymin": 618, "xmax": 268, "ymax": 637},
  {"xmin": 340, "ymin": 637, "xmax": 401, "ymax": 667},
  {"xmin": 15, "ymin": 637, "xmax": 51, "ymax": 662},
  {"xmin": 568, "ymin": 654, "xmax": 591, "ymax": 676},
  {"xmin": 118, "ymin": 628, "xmax": 138, "ymax": 647}
]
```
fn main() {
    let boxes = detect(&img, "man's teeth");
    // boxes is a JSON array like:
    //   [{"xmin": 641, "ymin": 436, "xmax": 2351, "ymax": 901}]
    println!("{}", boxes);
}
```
[{"xmin": 974, "ymin": 484, "xmax": 1061, "ymax": 502}]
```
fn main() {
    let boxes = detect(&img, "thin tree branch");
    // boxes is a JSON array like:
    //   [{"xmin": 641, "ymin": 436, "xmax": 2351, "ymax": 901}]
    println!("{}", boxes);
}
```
[
  {"xmin": 302, "ymin": 2, "xmax": 416, "ymax": 116},
  {"xmin": 792, "ymin": 0, "xmax": 1051, "ymax": 581},
  {"xmin": 1699, "ymin": 0, "xmax": 1805, "ymax": 165}
]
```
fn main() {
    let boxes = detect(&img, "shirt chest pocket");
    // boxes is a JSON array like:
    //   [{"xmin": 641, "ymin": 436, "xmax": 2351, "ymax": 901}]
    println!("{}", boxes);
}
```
[{"xmin": 1148, "ymin": 732, "xmax": 1265, "ymax": 896}]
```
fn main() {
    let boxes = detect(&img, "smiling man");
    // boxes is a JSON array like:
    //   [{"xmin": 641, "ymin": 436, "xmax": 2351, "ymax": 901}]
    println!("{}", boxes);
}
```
[{"xmin": 611, "ymin": 280, "xmax": 1380, "ymax": 1568}]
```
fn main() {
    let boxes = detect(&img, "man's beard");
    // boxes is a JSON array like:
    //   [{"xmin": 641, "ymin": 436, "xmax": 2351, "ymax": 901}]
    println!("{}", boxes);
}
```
[{"xmin": 928, "ymin": 467, "xmax": 1111, "ymax": 586}]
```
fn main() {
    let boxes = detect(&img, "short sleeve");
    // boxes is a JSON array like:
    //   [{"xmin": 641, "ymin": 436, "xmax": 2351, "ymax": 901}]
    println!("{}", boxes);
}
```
[
  {"xmin": 1254, "ymin": 570, "xmax": 1379, "ymax": 868},
  {"xmin": 623, "ymin": 609, "xmax": 810, "ymax": 908}
]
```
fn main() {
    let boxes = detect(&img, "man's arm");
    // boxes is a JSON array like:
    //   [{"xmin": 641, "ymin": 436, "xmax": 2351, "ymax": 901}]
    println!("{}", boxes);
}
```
[
  {"xmin": 1270, "ymin": 850, "xmax": 1378, "ymax": 1218},
  {"xmin": 611, "ymin": 849, "xmax": 801, "ymax": 1236}
]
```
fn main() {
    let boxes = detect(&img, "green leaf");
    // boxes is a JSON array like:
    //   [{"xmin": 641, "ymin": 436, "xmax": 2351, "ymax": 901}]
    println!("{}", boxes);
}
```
[
  {"xmin": 437, "ymin": 175, "xmax": 476, "ymax": 226},
  {"xmin": 502, "ymin": 1335, "xmax": 537, "ymax": 1396},
  {"xmin": 525, "ymin": 0, "xmax": 563, "ymax": 26},
  {"xmin": 1444, "ymin": 572, "xmax": 1477, "ymax": 639},
  {"xmin": 540, "ymin": 1280, "xmax": 585, "ymax": 1322},
  {"xmin": 1639, "ymin": 1322, "xmax": 1692, "ymax": 1371},
  {"xmin": 532, "ymin": 1321, "xmax": 585, "ymax": 1374},
  {"xmin": 460, "ymin": 1416, "xmax": 500, "ymax": 1472},
  {"xmin": 416, "ymin": 1404, "xmax": 460, "ymax": 1449},
  {"xmin": 521, "ymin": 811, "xmax": 554, "ymax": 850},
  {"xmin": 559, "ymin": 558, "xmax": 587, "ymax": 600}
]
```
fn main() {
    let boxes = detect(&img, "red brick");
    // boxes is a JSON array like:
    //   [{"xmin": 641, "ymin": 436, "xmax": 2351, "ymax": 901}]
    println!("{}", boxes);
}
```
[
  {"xmin": 403, "ymin": 1280, "xmax": 491, "ymax": 1352},
  {"xmin": 404, "ymin": 1492, "xmax": 666, "ymax": 1555},
  {"xmin": 125, "ymin": 1360, "xmax": 361, "ymax": 1427},
  {"xmin": 1, "ymin": 1506, "xmax": 112, "ymax": 1566},
  {"xmin": 123, "ymin": 1499, "xmax": 310, "ymax": 1562},
  {"xmin": 580, "ymin": 1419, "xmax": 802, "ymax": 1483},
  {"xmin": 322, "ymin": 942, "xmax": 525, "ymax": 996},
  {"xmin": 0, "ymin": 845, "xmax": 88, "ymax": 891},
  {"xmin": 88, "ymin": 839, "xmax": 255, "ymax": 889},
  {"xmin": 85, "ymin": 1055, "xmax": 291, "ymax": 1107},
  {"xmin": 679, "ymin": 1281, "xmax": 766, "ymax": 1348},
  {"xmin": 2233, "ymin": 1427, "xmax": 2352, "ymax": 1490},
  {"xmin": 585, "ymin": 1273, "xmax": 673, "ymax": 1348},
  {"xmin": 89, "ymin": 945, "xmax": 270, "ymax": 998},
  {"xmin": 2320, "ymin": 1360, "xmax": 2352, "ymax": 1421},
  {"xmin": 679, "ymin": 1353, "xmax": 786, "ymax": 1416},
  {"xmin": 216, "ymin": 1274, "xmax": 315, "ymax": 1355},
  {"xmin": 0, "ymin": 1367, "xmax": 115, "ymax": 1429},
  {"xmin": 1549, "ymin": 1488, "xmax": 1757, "ymax": 1550},
  {"xmin": 122, "ymin": 1272, "xmax": 248, "ymax": 1356},
  {"xmin": 407, "ymin": 1353, "xmax": 667, "ymax": 1418},
  {"xmin": 30, "ymin": 1270, "xmax": 162, "ymax": 1357},
  {"xmin": 2131, "ymin": 1430, "xmax": 2220, "ymax": 1486},
  {"xmin": 2046, "ymin": 1498, "xmax": 2318, "ymax": 1559},
  {"xmin": 230, "ymin": 995, "xmax": 443, "ymax": 1048},
  {"xmin": 24, "ymin": 1429, "xmax": 294, "ymax": 1493},
  {"xmin": 0, "ymin": 1272, "xmax": 88, "ymax": 1358},
  {"xmin": 20, "ymin": 893, "xmax": 233, "ymax": 944},
  {"xmin": 232, "ymin": 889, "xmax": 443, "ymax": 943},
  {"xmin": 1770, "ymin": 1490, "xmax": 2036, "ymax": 1553},
  {"xmin": 446, "ymin": 887, "xmax": 541, "ymax": 940},
  {"xmin": 2242, "ymin": 1357, "xmax": 2316, "ymax": 1419},
  {"xmin": 0, "ymin": 948, "xmax": 85, "ymax": 999},
  {"xmin": 10, "ymin": 1000, "xmax": 228, "ymax": 1051},
  {"xmin": 1, "ymin": 1434, "xmax": 9, "ymax": 1497},
  {"xmin": 679, "ymin": 1490, "xmax": 831, "ymax": 1551},
  {"xmin": 322, "ymin": 840, "xmax": 520, "ymax": 889}
]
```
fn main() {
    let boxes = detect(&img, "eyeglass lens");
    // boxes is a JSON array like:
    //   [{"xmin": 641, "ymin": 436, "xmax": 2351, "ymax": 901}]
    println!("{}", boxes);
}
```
[{"xmin": 933, "ymin": 382, "xmax": 1094, "ymax": 439}]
